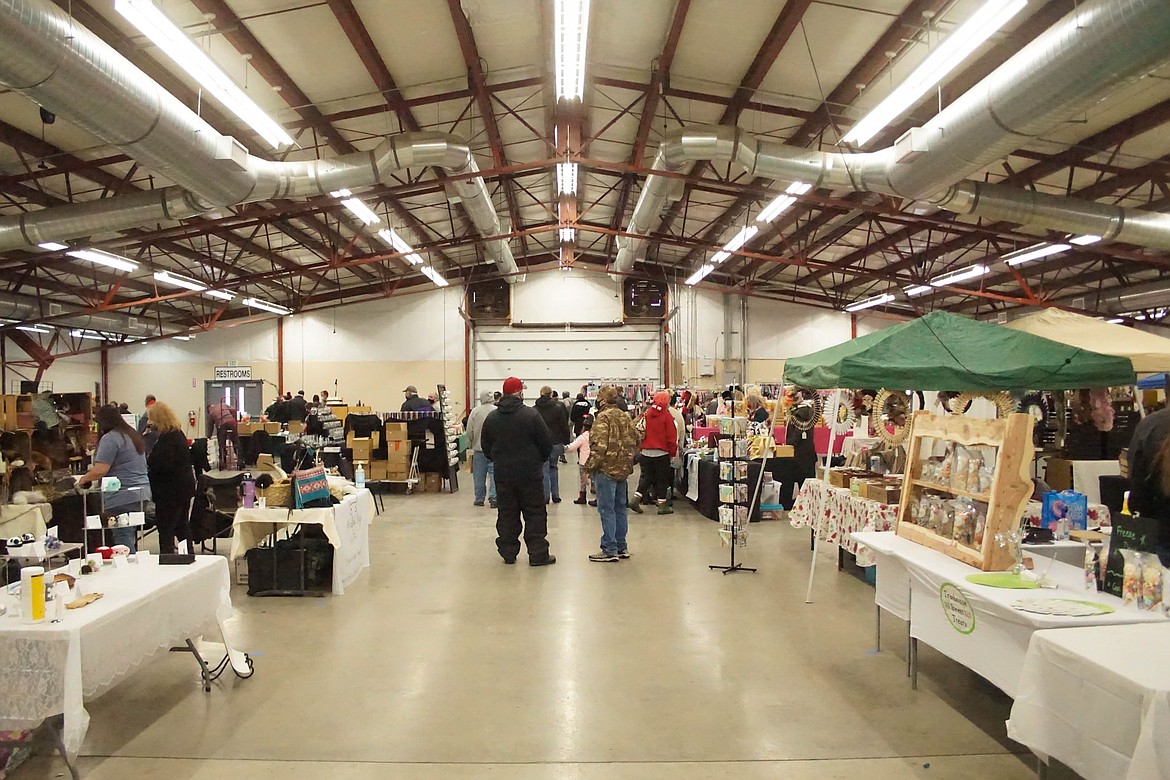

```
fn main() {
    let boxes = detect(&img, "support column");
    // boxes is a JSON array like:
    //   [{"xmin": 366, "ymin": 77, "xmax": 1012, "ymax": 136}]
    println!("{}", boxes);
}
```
[
  {"xmin": 276, "ymin": 318, "xmax": 285, "ymax": 395},
  {"xmin": 100, "ymin": 346, "xmax": 109, "ymax": 404}
]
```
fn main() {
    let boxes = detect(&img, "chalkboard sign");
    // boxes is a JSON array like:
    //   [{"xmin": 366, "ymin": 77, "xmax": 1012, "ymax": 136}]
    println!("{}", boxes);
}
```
[{"xmin": 1104, "ymin": 513, "xmax": 1168, "ymax": 597}]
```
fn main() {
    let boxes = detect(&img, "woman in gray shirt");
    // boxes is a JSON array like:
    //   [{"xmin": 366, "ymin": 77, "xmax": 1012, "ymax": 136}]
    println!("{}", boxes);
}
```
[{"xmin": 79, "ymin": 405, "xmax": 153, "ymax": 551}]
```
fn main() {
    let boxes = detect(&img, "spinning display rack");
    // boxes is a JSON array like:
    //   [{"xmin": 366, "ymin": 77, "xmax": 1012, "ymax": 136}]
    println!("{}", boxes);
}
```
[{"xmin": 710, "ymin": 405, "xmax": 756, "ymax": 575}]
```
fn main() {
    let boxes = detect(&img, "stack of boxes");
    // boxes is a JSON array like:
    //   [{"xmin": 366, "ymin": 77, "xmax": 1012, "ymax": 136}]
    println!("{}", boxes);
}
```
[{"xmin": 368, "ymin": 421, "xmax": 411, "ymax": 481}]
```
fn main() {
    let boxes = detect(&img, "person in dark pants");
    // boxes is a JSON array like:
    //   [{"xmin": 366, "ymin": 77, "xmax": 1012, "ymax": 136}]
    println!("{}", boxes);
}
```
[
  {"xmin": 570, "ymin": 392, "xmax": 592, "ymax": 437},
  {"xmin": 628, "ymin": 391, "xmax": 678, "ymax": 515},
  {"xmin": 481, "ymin": 377, "xmax": 556, "ymax": 566},
  {"xmin": 206, "ymin": 400, "xmax": 239, "ymax": 467},
  {"xmin": 536, "ymin": 385, "xmax": 571, "ymax": 503},
  {"xmin": 401, "ymin": 385, "xmax": 434, "ymax": 442},
  {"xmin": 146, "ymin": 402, "xmax": 196, "ymax": 554}
]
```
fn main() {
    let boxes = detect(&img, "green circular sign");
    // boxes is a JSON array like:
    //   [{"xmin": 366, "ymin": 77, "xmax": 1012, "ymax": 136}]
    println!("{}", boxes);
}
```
[{"xmin": 939, "ymin": 582, "xmax": 976, "ymax": 635}]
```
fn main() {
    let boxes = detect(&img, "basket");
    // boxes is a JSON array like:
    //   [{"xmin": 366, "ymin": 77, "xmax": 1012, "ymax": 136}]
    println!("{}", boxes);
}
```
[{"xmin": 258, "ymin": 480, "xmax": 293, "ymax": 508}]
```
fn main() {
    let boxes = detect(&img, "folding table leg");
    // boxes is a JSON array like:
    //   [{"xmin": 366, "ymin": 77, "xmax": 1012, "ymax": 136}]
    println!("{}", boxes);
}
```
[
  {"xmin": 909, "ymin": 637, "xmax": 919, "ymax": 690},
  {"xmin": 875, "ymin": 604, "xmax": 881, "ymax": 653}
]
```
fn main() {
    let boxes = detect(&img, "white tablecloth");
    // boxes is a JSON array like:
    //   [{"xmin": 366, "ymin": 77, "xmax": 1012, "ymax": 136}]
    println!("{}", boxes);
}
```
[
  {"xmin": 850, "ymin": 531, "xmax": 1166, "ymax": 698},
  {"xmin": 1008, "ymin": 624, "xmax": 1170, "ymax": 780},
  {"xmin": 0, "ymin": 556, "xmax": 240, "ymax": 757},
  {"xmin": 795, "ymin": 479, "xmax": 1111, "ymax": 568},
  {"xmin": 230, "ymin": 489, "xmax": 374, "ymax": 595}
]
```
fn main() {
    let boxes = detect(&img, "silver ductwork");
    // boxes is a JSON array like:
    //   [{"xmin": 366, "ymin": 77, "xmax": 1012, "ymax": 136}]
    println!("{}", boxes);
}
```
[
  {"xmin": 615, "ymin": 0, "xmax": 1170, "ymax": 274},
  {"xmin": 0, "ymin": 291, "xmax": 180, "ymax": 337},
  {"xmin": 0, "ymin": 0, "xmax": 519, "ymax": 281}
]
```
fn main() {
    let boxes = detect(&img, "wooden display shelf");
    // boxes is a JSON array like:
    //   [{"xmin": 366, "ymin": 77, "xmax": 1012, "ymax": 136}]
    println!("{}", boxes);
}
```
[
  {"xmin": 909, "ymin": 479, "xmax": 990, "ymax": 503},
  {"xmin": 896, "ymin": 411, "xmax": 1034, "ymax": 571}
]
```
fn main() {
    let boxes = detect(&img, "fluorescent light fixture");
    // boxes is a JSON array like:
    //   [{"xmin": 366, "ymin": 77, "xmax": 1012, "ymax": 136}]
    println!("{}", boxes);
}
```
[
  {"xmin": 16, "ymin": 325, "xmax": 51, "ymax": 334},
  {"xmin": 420, "ymin": 265, "xmax": 449, "ymax": 288},
  {"xmin": 786, "ymin": 181, "xmax": 813, "ymax": 195},
  {"xmin": 330, "ymin": 188, "xmax": 352, "ymax": 197},
  {"xmin": 841, "ymin": 0, "xmax": 1026, "ymax": 146},
  {"xmin": 173, "ymin": 335, "xmax": 193, "ymax": 341},
  {"xmin": 557, "ymin": 162, "xmax": 578, "ymax": 195},
  {"xmin": 685, "ymin": 264, "xmax": 715, "ymax": 286},
  {"xmin": 845, "ymin": 293, "xmax": 895, "ymax": 312},
  {"xmin": 1106, "ymin": 318, "xmax": 1124, "ymax": 324},
  {"xmin": 341, "ymin": 197, "xmax": 380, "ymax": 225},
  {"xmin": 69, "ymin": 329, "xmax": 109, "ymax": 341},
  {"xmin": 37, "ymin": 242, "xmax": 67, "ymax": 251},
  {"xmin": 757, "ymin": 195, "xmax": 796, "ymax": 224},
  {"xmin": 559, "ymin": 227, "xmax": 576, "ymax": 243},
  {"xmin": 154, "ymin": 270, "xmax": 235, "ymax": 301},
  {"xmin": 723, "ymin": 225, "xmax": 759, "ymax": 253},
  {"xmin": 554, "ymin": 0, "xmax": 591, "ymax": 100},
  {"xmin": 67, "ymin": 248, "xmax": 138, "ymax": 272},
  {"xmin": 710, "ymin": 251, "xmax": 732, "ymax": 264},
  {"xmin": 242, "ymin": 297, "xmax": 291, "ymax": 315},
  {"xmin": 1070, "ymin": 234, "xmax": 1102, "ymax": 246},
  {"xmin": 377, "ymin": 229, "xmax": 424, "ymax": 265},
  {"xmin": 930, "ymin": 263, "xmax": 988, "ymax": 287},
  {"xmin": 115, "ymin": 0, "xmax": 294, "ymax": 148},
  {"xmin": 905, "ymin": 284, "xmax": 934, "ymax": 297},
  {"xmin": 1003, "ymin": 243, "xmax": 1070, "ymax": 266}
]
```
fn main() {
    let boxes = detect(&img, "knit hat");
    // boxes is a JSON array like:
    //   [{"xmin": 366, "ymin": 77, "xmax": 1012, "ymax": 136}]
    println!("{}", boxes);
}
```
[{"xmin": 502, "ymin": 377, "xmax": 524, "ymax": 395}]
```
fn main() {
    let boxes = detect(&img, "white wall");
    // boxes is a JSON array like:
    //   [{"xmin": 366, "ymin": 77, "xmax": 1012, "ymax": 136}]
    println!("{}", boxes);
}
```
[
  {"xmin": 2, "ymin": 342, "xmax": 101, "ymax": 394},
  {"xmin": 511, "ymin": 272, "xmax": 623, "ymax": 324}
]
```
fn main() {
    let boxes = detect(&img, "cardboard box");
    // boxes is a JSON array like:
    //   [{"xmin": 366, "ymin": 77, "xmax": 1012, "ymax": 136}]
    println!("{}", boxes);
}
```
[
  {"xmin": 349, "ymin": 438, "xmax": 373, "ymax": 462},
  {"xmin": 331, "ymin": 405, "xmax": 349, "ymax": 423},
  {"xmin": 385, "ymin": 449, "xmax": 411, "ymax": 464},
  {"xmin": 387, "ymin": 468, "xmax": 410, "ymax": 481},
  {"xmin": 1044, "ymin": 457, "xmax": 1074, "ymax": 492},
  {"xmin": 385, "ymin": 439, "xmax": 409, "ymax": 455},
  {"xmin": 234, "ymin": 556, "xmax": 249, "ymax": 585},
  {"xmin": 346, "ymin": 430, "xmax": 381, "ymax": 449},
  {"xmin": 773, "ymin": 444, "xmax": 795, "ymax": 458},
  {"xmin": 422, "ymin": 473, "xmax": 442, "ymax": 492},
  {"xmin": 367, "ymin": 461, "xmax": 390, "ymax": 480},
  {"xmin": 287, "ymin": 420, "xmax": 304, "ymax": 435},
  {"xmin": 385, "ymin": 422, "xmax": 408, "ymax": 441},
  {"xmin": 263, "ymin": 422, "xmax": 280, "ymax": 434},
  {"xmin": 861, "ymin": 479, "xmax": 903, "ymax": 505},
  {"xmin": 1119, "ymin": 448, "xmax": 1129, "ymax": 478}
]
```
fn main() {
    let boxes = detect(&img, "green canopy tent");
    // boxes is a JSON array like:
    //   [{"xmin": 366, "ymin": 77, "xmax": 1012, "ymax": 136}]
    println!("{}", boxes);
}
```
[{"xmin": 783, "ymin": 310, "xmax": 1136, "ymax": 391}]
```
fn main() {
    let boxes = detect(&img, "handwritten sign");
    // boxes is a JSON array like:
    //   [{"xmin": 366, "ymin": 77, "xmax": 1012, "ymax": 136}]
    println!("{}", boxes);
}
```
[{"xmin": 940, "ymin": 582, "xmax": 976, "ymax": 635}]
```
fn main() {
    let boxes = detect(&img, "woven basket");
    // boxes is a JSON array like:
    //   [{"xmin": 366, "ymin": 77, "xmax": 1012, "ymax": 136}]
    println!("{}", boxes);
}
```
[{"xmin": 258, "ymin": 480, "xmax": 293, "ymax": 508}]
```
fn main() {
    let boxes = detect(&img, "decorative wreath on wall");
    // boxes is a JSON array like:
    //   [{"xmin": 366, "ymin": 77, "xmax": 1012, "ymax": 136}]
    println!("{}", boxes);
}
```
[
  {"xmin": 787, "ymin": 394, "xmax": 823, "ymax": 432},
  {"xmin": 873, "ymin": 389, "xmax": 912, "ymax": 446},
  {"xmin": 949, "ymin": 391, "xmax": 1015, "ymax": 419},
  {"xmin": 1017, "ymin": 392, "xmax": 1051, "ymax": 424},
  {"xmin": 937, "ymin": 391, "xmax": 972, "ymax": 415}
]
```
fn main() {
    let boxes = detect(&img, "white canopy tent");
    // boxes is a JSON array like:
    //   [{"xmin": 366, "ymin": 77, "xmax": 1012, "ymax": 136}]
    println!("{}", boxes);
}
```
[{"xmin": 1004, "ymin": 309, "xmax": 1170, "ymax": 374}]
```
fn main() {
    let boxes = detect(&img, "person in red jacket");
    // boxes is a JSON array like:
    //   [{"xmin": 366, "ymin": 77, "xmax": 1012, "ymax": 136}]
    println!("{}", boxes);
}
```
[{"xmin": 628, "ymin": 391, "xmax": 678, "ymax": 515}]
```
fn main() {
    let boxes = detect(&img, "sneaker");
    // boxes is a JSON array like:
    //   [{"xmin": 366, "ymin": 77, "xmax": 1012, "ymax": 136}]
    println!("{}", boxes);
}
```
[
  {"xmin": 473, "ymin": 501, "xmax": 484, "ymax": 507},
  {"xmin": 588, "ymin": 499, "xmax": 597, "ymax": 507},
  {"xmin": 573, "ymin": 495, "xmax": 587, "ymax": 505},
  {"xmin": 489, "ymin": 500, "xmax": 497, "ymax": 508},
  {"xmin": 502, "ymin": 557, "xmax": 516, "ymax": 565},
  {"xmin": 552, "ymin": 496, "xmax": 562, "ymax": 504},
  {"xmin": 627, "ymin": 498, "xmax": 644, "ymax": 514},
  {"xmin": 617, "ymin": 549, "xmax": 631, "ymax": 559},
  {"xmin": 657, "ymin": 504, "xmax": 674, "ymax": 515},
  {"xmin": 529, "ymin": 555, "xmax": 557, "ymax": 567},
  {"xmin": 589, "ymin": 552, "xmax": 619, "ymax": 562}
]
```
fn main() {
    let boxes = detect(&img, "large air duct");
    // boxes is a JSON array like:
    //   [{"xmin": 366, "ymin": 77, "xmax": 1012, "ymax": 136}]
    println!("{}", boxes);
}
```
[
  {"xmin": 0, "ymin": 0, "xmax": 520, "ymax": 281},
  {"xmin": 0, "ymin": 291, "xmax": 180, "ymax": 337},
  {"xmin": 615, "ymin": 0, "xmax": 1170, "ymax": 274}
]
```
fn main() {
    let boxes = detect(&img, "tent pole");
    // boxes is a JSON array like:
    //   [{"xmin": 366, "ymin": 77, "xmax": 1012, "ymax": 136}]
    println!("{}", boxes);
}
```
[{"xmin": 807, "ymin": 389, "xmax": 842, "ymax": 604}]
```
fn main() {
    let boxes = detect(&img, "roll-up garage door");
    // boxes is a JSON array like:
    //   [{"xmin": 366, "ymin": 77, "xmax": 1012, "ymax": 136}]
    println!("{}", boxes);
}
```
[{"xmin": 473, "ymin": 325, "xmax": 662, "ymax": 396}]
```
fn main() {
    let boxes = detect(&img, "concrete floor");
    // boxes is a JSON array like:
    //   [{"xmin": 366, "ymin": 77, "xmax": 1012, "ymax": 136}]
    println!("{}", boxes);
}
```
[{"xmin": 17, "ymin": 476, "xmax": 1048, "ymax": 779}]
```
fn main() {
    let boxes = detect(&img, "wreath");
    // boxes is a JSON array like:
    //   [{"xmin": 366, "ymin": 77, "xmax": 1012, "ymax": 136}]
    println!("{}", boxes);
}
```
[
  {"xmin": 950, "ymin": 391, "xmax": 1015, "ymax": 419},
  {"xmin": 1017, "ymin": 392, "xmax": 1050, "ymax": 424},
  {"xmin": 828, "ymin": 389, "xmax": 857, "ymax": 434},
  {"xmin": 873, "ymin": 389, "xmax": 912, "ymax": 446},
  {"xmin": 788, "ymin": 395, "xmax": 823, "ymax": 432},
  {"xmin": 937, "ymin": 391, "xmax": 972, "ymax": 415}
]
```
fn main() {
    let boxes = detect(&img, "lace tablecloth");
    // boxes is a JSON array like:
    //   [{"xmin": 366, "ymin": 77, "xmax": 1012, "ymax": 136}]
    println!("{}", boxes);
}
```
[
  {"xmin": 791, "ymin": 479, "xmax": 1112, "ymax": 568},
  {"xmin": 789, "ymin": 479, "xmax": 898, "ymax": 567},
  {"xmin": 230, "ymin": 489, "xmax": 374, "ymax": 595},
  {"xmin": 0, "ymin": 556, "xmax": 240, "ymax": 758}
]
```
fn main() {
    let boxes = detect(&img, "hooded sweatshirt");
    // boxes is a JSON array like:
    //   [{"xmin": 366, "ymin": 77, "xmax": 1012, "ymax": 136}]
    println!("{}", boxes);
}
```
[
  {"xmin": 640, "ymin": 392, "xmax": 678, "ymax": 457},
  {"xmin": 481, "ymin": 395, "xmax": 553, "ymax": 479},
  {"xmin": 465, "ymin": 392, "xmax": 496, "ymax": 453}
]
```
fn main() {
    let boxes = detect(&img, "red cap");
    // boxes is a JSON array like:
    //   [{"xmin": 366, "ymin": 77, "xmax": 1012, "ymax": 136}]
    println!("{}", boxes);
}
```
[{"xmin": 502, "ymin": 377, "xmax": 524, "ymax": 395}]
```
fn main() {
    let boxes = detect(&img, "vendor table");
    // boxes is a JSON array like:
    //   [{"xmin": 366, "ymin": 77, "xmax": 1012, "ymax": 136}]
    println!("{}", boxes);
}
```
[
  {"xmin": 0, "ymin": 556, "xmax": 249, "ymax": 768},
  {"xmin": 791, "ymin": 478, "xmax": 1112, "ymax": 568},
  {"xmin": 229, "ymin": 489, "xmax": 374, "ymax": 595},
  {"xmin": 683, "ymin": 456, "xmax": 803, "ymax": 521},
  {"xmin": 1007, "ymin": 623, "xmax": 1170, "ymax": 780},
  {"xmin": 850, "ymin": 531, "xmax": 1165, "ymax": 698}
]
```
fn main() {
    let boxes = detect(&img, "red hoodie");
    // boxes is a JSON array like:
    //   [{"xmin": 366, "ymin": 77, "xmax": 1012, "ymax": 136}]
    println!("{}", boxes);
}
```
[{"xmin": 641, "ymin": 404, "xmax": 678, "ymax": 456}]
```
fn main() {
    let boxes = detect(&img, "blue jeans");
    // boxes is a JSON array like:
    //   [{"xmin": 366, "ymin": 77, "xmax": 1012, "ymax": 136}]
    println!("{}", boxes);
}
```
[
  {"xmin": 595, "ymin": 473, "xmax": 628, "ymax": 555},
  {"xmin": 472, "ymin": 451, "xmax": 496, "ymax": 503},
  {"xmin": 543, "ymin": 445, "xmax": 565, "ymax": 502},
  {"xmin": 111, "ymin": 525, "xmax": 138, "ymax": 553}
]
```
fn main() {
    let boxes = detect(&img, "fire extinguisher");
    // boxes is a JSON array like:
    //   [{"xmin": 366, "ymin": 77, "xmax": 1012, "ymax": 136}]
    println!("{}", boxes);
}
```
[{"xmin": 188, "ymin": 410, "xmax": 197, "ymax": 428}]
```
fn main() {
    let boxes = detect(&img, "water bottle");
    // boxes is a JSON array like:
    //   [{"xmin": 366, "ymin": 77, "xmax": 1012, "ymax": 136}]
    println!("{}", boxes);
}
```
[
  {"xmin": 355, "ymin": 463, "xmax": 366, "ymax": 488},
  {"xmin": 241, "ymin": 472, "xmax": 255, "ymax": 509}
]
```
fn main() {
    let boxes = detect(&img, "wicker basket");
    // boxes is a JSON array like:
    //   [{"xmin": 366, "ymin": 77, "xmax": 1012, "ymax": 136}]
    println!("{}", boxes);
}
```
[{"xmin": 258, "ymin": 480, "xmax": 293, "ymax": 508}]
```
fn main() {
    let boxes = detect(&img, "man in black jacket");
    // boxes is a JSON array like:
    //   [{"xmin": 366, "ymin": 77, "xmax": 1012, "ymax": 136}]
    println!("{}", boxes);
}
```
[
  {"xmin": 482, "ymin": 377, "xmax": 556, "ymax": 566},
  {"xmin": 535, "ymin": 385, "xmax": 571, "ymax": 503},
  {"xmin": 288, "ymin": 390, "xmax": 309, "ymax": 422},
  {"xmin": 400, "ymin": 385, "xmax": 433, "ymax": 441},
  {"xmin": 569, "ymin": 392, "xmax": 592, "ymax": 437}
]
